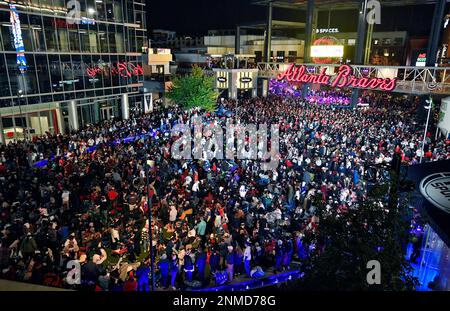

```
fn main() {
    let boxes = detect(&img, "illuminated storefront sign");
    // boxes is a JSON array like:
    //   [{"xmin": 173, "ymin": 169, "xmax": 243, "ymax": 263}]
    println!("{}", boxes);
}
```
[
  {"xmin": 311, "ymin": 45, "xmax": 344, "ymax": 58},
  {"xmin": 240, "ymin": 77, "xmax": 252, "ymax": 83},
  {"xmin": 416, "ymin": 53, "xmax": 427, "ymax": 67},
  {"xmin": 316, "ymin": 28, "xmax": 339, "ymax": 34},
  {"xmin": 86, "ymin": 62, "xmax": 143, "ymax": 78},
  {"xmin": 9, "ymin": 4, "xmax": 27, "ymax": 72},
  {"xmin": 217, "ymin": 76, "xmax": 227, "ymax": 83},
  {"xmin": 277, "ymin": 64, "xmax": 397, "ymax": 91}
]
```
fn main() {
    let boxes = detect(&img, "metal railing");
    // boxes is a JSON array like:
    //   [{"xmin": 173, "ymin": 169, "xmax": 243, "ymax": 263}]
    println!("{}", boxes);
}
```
[{"xmin": 257, "ymin": 62, "xmax": 450, "ymax": 95}]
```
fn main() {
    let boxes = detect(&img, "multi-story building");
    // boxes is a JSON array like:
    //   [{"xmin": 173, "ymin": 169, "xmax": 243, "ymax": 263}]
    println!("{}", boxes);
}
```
[
  {"xmin": 142, "ymin": 47, "xmax": 176, "ymax": 108},
  {"xmin": 0, "ymin": 0, "xmax": 147, "ymax": 144}
]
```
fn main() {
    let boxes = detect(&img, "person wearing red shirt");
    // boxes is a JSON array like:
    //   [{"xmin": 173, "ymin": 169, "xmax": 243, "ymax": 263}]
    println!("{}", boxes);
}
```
[{"xmin": 123, "ymin": 272, "xmax": 138, "ymax": 291}]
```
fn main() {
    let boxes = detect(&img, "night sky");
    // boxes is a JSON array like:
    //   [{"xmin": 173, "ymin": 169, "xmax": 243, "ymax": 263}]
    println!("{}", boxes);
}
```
[{"xmin": 148, "ymin": 0, "xmax": 436, "ymax": 37}]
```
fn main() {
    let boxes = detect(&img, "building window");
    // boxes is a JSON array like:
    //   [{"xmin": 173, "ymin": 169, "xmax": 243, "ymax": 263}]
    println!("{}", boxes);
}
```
[
  {"xmin": 276, "ymin": 51, "xmax": 285, "ymax": 62},
  {"xmin": 288, "ymin": 51, "xmax": 297, "ymax": 62},
  {"xmin": 255, "ymin": 51, "xmax": 262, "ymax": 62}
]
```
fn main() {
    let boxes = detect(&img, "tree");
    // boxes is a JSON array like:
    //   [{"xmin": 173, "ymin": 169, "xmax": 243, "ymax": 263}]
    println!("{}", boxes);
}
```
[
  {"xmin": 167, "ymin": 65, "xmax": 218, "ymax": 112},
  {"xmin": 296, "ymin": 177, "xmax": 419, "ymax": 291}
]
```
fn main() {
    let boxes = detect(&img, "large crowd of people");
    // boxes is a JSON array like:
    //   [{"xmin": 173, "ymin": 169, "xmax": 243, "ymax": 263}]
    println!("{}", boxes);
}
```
[{"xmin": 0, "ymin": 93, "xmax": 448, "ymax": 291}]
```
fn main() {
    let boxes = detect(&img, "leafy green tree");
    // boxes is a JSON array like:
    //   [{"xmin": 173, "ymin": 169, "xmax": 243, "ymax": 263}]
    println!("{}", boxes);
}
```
[
  {"xmin": 167, "ymin": 65, "xmax": 218, "ymax": 112},
  {"xmin": 296, "ymin": 176, "xmax": 418, "ymax": 291}
]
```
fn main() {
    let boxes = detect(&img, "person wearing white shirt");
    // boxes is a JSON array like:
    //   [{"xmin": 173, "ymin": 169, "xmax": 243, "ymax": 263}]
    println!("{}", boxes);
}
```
[
  {"xmin": 239, "ymin": 185, "xmax": 247, "ymax": 198},
  {"xmin": 192, "ymin": 180, "xmax": 200, "ymax": 193},
  {"xmin": 244, "ymin": 243, "xmax": 252, "ymax": 277}
]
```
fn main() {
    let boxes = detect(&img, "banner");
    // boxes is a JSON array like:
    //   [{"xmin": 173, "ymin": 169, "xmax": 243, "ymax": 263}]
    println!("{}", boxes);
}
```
[
  {"xmin": 9, "ymin": 4, "xmax": 27, "ymax": 73},
  {"xmin": 144, "ymin": 93, "xmax": 153, "ymax": 114},
  {"xmin": 408, "ymin": 160, "xmax": 450, "ymax": 247}
]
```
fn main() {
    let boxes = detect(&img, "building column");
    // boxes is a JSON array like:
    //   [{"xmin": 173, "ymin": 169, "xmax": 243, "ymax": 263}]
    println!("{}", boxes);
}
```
[
  {"xmin": 0, "ymin": 117, "xmax": 4, "ymax": 144},
  {"xmin": 426, "ymin": 0, "xmax": 446, "ymax": 66},
  {"xmin": 302, "ymin": 0, "xmax": 315, "ymax": 99},
  {"xmin": 93, "ymin": 101, "xmax": 100, "ymax": 124},
  {"xmin": 304, "ymin": 0, "xmax": 314, "ymax": 63},
  {"xmin": 261, "ymin": 79, "xmax": 269, "ymax": 97},
  {"xmin": 121, "ymin": 94, "xmax": 130, "ymax": 120},
  {"xmin": 352, "ymin": 0, "xmax": 369, "ymax": 108},
  {"xmin": 354, "ymin": 0, "xmax": 368, "ymax": 65},
  {"xmin": 264, "ymin": 1, "xmax": 273, "ymax": 63},
  {"xmin": 235, "ymin": 26, "xmax": 241, "ymax": 55},
  {"xmin": 68, "ymin": 100, "xmax": 79, "ymax": 131}
]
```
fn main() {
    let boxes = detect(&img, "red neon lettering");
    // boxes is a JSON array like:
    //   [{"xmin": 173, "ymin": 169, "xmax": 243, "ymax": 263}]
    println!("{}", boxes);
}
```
[
  {"xmin": 277, "ymin": 63, "xmax": 397, "ymax": 91},
  {"xmin": 85, "ymin": 62, "xmax": 143, "ymax": 78}
]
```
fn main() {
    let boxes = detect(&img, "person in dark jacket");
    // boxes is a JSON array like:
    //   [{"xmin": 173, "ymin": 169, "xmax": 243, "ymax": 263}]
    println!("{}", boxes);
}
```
[
  {"xmin": 283, "ymin": 238, "xmax": 293, "ymax": 270},
  {"xmin": 136, "ymin": 262, "xmax": 150, "ymax": 291},
  {"xmin": 226, "ymin": 245, "xmax": 235, "ymax": 282},
  {"xmin": 170, "ymin": 253, "xmax": 179, "ymax": 290},
  {"xmin": 158, "ymin": 254, "xmax": 170, "ymax": 288},
  {"xmin": 82, "ymin": 259, "xmax": 102, "ymax": 289},
  {"xmin": 196, "ymin": 248, "xmax": 206, "ymax": 281},
  {"xmin": 183, "ymin": 250, "xmax": 194, "ymax": 282},
  {"xmin": 20, "ymin": 233, "xmax": 38, "ymax": 262},
  {"xmin": 274, "ymin": 240, "xmax": 284, "ymax": 273},
  {"xmin": 209, "ymin": 248, "xmax": 220, "ymax": 274}
]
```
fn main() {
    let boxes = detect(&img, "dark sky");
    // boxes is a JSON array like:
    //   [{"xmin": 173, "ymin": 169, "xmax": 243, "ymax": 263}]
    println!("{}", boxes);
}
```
[{"xmin": 148, "ymin": 0, "xmax": 436, "ymax": 37}]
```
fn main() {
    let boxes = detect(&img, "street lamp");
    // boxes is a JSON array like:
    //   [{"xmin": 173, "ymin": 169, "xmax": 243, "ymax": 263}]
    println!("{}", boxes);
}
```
[
  {"xmin": 420, "ymin": 96, "xmax": 433, "ymax": 163},
  {"xmin": 145, "ymin": 157, "xmax": 156, "ymax": 291},
  {"xmin": 17, "ymin": 88, "xmax": 27, "ymax": 140}
]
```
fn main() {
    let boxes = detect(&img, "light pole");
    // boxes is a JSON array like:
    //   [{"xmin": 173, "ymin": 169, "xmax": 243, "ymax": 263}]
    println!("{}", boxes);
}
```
[
  {"xmin": 17, "ymin": 72, "xmax": 30, "ymax": 140},
  {"xmin": 420, "ymin": 96, "xmax": 433, "ymax": 163},
  {"xmin": 145, "ymin": 157, "xmax": 156, "ymax": 291},
  {"xmin": 17, "ymin": 88, "xmax": 26, "ymax": 140}
]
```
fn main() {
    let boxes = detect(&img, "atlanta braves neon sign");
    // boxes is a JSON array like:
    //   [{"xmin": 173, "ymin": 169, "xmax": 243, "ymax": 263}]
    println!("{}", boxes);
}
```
[{"xmin": 277, "ymin": 64, "xmax": 397, "ymax": 92}]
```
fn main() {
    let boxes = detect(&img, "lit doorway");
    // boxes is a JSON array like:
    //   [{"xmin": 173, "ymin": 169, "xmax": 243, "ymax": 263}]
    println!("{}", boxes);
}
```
[{"xmin": 100, "ymin": 106, "xmax": 114, "ymax": 121}]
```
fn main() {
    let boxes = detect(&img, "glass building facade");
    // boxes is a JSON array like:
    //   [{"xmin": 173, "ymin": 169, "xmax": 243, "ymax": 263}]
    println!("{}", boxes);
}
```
[{"xmin": 0, "ymin": 0, "xmax": 147, "ymax": 143}]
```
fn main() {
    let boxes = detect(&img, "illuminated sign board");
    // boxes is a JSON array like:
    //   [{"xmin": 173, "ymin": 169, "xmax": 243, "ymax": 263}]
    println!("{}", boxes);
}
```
[
  {"xmin": 316, "ymin": 28, "xmax": 339, "ymax": 34},
  {"xmin": 240, "ymin": 77, "xmax": 252, "ymax": 83},
  {"xmin": 217, "ymin": 76, "xmax": 227, "ymax": 83},
  {"xmin": 86, "ymin": 62, "xmax": 143, "ymax": 78},
  {"xmin": 416, "ymin": 53, "xmax": 427, "ymax": 67},
  {"xmin": 277, "ymin": 64, "xmax": 397, "ymax": 92},
  {"xmin": 311, "ymin": 45, "xmax": 344, "ymax": 58}
]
